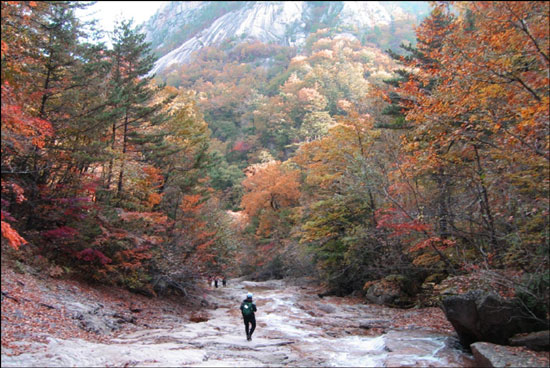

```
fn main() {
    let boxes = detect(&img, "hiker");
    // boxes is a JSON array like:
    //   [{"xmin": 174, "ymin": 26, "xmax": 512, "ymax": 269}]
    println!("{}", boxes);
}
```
[
  {"xmin": 222, "ymin": 277, "xmax": 227, "ymax": 287},
  {"xmin": 240, "ymin": 292, "xmax": 257, "ymax": 341},
  {"xmin": 214, "ymin": 278, "xmax": 218, "ymax": 288}
]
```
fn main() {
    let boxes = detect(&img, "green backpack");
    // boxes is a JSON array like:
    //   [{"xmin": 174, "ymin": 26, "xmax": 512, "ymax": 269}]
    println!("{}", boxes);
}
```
[{"xmin": 242, "ymin": 301, "xmax": 254, "ymax": 316}]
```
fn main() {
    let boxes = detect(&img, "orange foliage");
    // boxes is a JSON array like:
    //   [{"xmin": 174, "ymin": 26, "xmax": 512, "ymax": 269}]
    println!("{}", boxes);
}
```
[
  {"xmin": 180, "ymin": 194, "xmax": 204, "ymax": 214},
  {"xmin": 241, "ymin": 161, "xmax": 300, "ymax": 217},
  {"xmin": 409, "ymin": 237, "xmax": 456, "ymax": 253},
  {"xmin": 1, "ymin": 220, "xmax": 27, "ymax": 250},
  {"xmin": 1, "ymin": 82, "xmax": 54, "ymax": 154},
  {"xmin": 241, "ymin": 161, "xmax": 301, "ymax": 236},
  {"xmin": 1, "ymin": 180, "xmax": 28, "ymax": 249}
]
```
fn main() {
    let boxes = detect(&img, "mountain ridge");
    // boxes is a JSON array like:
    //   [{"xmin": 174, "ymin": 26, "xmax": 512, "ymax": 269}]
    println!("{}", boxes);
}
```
[{"xmin": 144, "ymin": 1, "xmax": 430, "ymax": 75}]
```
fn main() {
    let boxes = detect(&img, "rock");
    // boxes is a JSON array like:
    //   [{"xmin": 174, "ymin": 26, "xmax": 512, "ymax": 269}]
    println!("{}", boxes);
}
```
[
  {"xmin": 317, "ymin": 304, "xmax": 336, "ymax": 314},
  {"xmin": 509, "ymin": 330, "xmax": 550, "ymax": 351},
  {"xmin": 65, "ymin": 301, "xmax": 122, "ymax": 334},
  {"xmin": 189, "ymin": 311, "xmax": 209, "ymax": 323},
  {"xmin": 441, "ymin": 290, "xmax": 548, "ymax": 347},
  {"xmin": 416, "ymin": 282, "xmax": 440, "ymax": 307},
  {"xmin": 424, "ymin": 273, "xmax": 447, "ymax": 284},
  {"xmin": 112, "ymin": 313, "xmax": 136, "ymax": 324},
  {"xmin": 79, "ymin": 315, "xmax": 119, "ymax": 334},
  {"xmin": 471, "ymin": 342, "xmax": 549, "ymax": 367},
  {"xmin": 358, "ymin": 319, "xmax": 390, "ymax": 330},
  {"xmin": 365, "ymin": 275, "xmax": 415, "ymax": 307}
]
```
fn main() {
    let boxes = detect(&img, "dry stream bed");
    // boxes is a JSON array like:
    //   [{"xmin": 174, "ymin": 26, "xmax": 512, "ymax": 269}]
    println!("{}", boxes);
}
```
[{"xmin": 2, "ymin": 279, "xmax": 474, "ymax": 367}]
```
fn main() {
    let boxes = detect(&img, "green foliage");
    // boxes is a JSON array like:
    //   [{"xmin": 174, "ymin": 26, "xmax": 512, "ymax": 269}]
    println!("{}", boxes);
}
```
[
  {"xmin": 210, "ymin": 120, "xmax": 239, "ymax": 141},
  {"xmin": 244, "ymin": 215, "xmax": 260, "ymax": 235},
  {"xmin": 208, "ymin": 154, "xmax": 244, "ymax": 191},
  {"xmin": 253, "ymin": 254, "xmax": 285, "ymax": 280},
  {"xmin": 516, "ymin": 272, "xmax": 550, "ymax": 320},
  {"xmin": 0, "ymin": 2, "xmax": 233, "ymax": 295},
  {"xmin": 208, "ymin": 154, "xmax": 245, "ymax": 209}
]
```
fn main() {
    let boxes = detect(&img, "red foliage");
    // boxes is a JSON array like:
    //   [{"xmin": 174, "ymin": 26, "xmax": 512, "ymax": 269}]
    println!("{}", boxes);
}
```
[
  {"xmin": 42, "ymin": 226, "xmax": 79, "ymax": 240},
  {"xmin": 76, "ymin": 248, "xmax": 112, "ymax": 265},
  {"xmin": 1, "ymin": 82, "xmax": 54, "ymax": 153},
  {"xmin": 232, "ymin": 140, "xmax": 251, "ymax": 152},
  {"xmin": 375, "ymin": 207, "xmax": 431, "ymax": 237},
  {"xmin": 1, "ymin": 180, "xmax": 28, "ymax": 249}
]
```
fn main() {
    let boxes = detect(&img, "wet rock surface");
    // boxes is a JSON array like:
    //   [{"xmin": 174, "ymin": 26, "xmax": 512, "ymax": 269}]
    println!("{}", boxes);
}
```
[{"xmin": 2, "ymin": 278, "xmax": 475, "ymax": 367}]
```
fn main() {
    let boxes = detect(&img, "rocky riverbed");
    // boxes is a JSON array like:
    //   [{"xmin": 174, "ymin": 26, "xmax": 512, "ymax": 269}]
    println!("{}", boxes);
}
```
[{"xmin": 2, "ymin": 276, "xmax": 475, "ymax": 367}]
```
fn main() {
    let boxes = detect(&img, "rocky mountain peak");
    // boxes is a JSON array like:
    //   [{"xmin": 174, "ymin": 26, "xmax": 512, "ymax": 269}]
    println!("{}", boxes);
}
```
[{"xmin": 145, "ymin": 1, "xmax": 429, "ymax": 75}]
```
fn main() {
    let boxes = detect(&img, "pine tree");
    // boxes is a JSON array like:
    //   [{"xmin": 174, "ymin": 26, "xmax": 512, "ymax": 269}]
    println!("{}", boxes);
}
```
[{"xmin": 104, "ymin": 20, "xmax": 165, "ymax": 204}]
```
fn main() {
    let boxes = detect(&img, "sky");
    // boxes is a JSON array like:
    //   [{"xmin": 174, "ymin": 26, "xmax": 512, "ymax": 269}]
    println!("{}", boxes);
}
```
[{"xmin": 78, "ymin": 1, "xmax": 168, "ymax": 33}]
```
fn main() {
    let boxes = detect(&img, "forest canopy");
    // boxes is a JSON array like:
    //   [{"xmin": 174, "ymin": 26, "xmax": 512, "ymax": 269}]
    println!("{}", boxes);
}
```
[{"xmin": 1, "ymin": 1, "xmax": 548, "ymax": 312}]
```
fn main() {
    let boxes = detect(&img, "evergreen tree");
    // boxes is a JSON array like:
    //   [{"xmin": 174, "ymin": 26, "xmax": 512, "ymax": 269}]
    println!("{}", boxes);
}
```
[{"xmin": 104, "ymin": 20, "xmax": 166, "ymax": 204}]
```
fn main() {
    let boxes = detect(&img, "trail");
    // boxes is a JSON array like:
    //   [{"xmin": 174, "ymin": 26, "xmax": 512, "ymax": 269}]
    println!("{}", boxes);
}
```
[{"xmin": 1, "ymin": 279, "xmax": 473, "ymax": 367}]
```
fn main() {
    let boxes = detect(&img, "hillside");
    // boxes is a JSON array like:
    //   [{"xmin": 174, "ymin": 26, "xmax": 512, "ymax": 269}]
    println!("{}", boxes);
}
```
[{"xmin": 144, "ymin": 1, "xmax": 430, "ymax": 75}]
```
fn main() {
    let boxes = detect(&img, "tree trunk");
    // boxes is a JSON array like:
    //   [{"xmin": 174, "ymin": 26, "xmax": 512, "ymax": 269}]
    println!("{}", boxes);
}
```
[
  {"xmin": 473, "ymin": 144, "xmax": 498, "ymax": 254},
  {"xmin": 117, "ymin": 112, "xmax": 129, "ymax": 196}
]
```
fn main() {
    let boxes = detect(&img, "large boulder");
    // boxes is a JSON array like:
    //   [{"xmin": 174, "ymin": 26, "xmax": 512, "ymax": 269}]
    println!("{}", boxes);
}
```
[
  {"xmin": 471, "ymin": 342, "xmax": 549, "ymax": 367},
  {"xmin": 364, "ymin": 274, "xmax": 416, "ymax": 308},
  {"xmin": 509, "ymin": 330, "xmax": 550, "ymax": 352},
  {"xmin": 441, "ymin": 290, "xmax": 548, "ymax": 347},
  {"xmin": 68, "ymin": 302, "xmax": 121, "ymax": 334}
]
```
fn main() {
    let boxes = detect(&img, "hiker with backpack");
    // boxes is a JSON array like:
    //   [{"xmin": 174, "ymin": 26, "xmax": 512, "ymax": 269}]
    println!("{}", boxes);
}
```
[{"xmin": 240, "ymin": 292, "xmax": 257, "ymax": 341}]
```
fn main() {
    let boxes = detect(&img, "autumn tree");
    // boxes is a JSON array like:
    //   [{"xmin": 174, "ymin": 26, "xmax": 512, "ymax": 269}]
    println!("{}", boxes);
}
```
[
  {"xmin": 371, "ymin": 2, "xmax": 548, "ymax": 314},
  {"xmin": 428, "ymin": 1, "xmax": 549, "ymax": 272},
  {"xmin": 386, "ymin": 2, "xmax": 549, "ymax": 270},
  {"xmin": 1, "ymin": 1, "xmax": 106, "ymax": 250},
  {"xmin": 241, "ymin": 160, "xmax": 300, "ymax": 237},
  {"xmin": 372, "ymin": 4, "xmax": 461, "ymax": 275},
  {"xmin": 292, "ymin": 109, "xmax": 407, "ymax": 291}
]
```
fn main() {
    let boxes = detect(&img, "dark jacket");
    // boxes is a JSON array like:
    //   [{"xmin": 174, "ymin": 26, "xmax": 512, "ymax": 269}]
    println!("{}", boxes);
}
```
[{"xmin": 240, "ymin": 298, "xmax": 257, "ymax": 317}]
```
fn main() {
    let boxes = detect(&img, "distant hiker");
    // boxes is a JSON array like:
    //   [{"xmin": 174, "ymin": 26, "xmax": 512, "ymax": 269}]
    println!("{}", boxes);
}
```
[
  {"xmin": 240, "ymin": 292, "xmax": 257, "ymax": 341},
  {"xmin": 222, "ymin": 277, "xmax": 227, "ymax": 287},
  {"xmin": 214, "ymin": 278, "xmax": 218, "ymax": 288}
]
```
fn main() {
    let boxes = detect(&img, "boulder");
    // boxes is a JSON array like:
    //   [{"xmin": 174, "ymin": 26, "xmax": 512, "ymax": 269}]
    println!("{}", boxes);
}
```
[
  {"xmin": 365, "ymin": 274, "xmax": 415, "ymax": 308},
  {"xmin": 441, "ymin": 290, "xmax": 548, "ymax": 347},
  {"xmin": 77, "ymin": 313, "xmax": 119, "ymax": 334},
  {"xmin": 317, "ymin": 303, "xmax": 336, "ymax": 314},
  {"xmin": 67, "ymin": 301, "xmax": 121, "ymax": 334},
  {"xmin": 189, "ymin": 311, "xmax": 209, "ymax": 323},
  {"xmin": 358, "ymin": 319, "xmax": 391, "ymax": 330},
  {"xmin": 471, "ymin": 342, "xmax": 549, "ymax": 368},
  {"xmin": 509, "ymin": 330, "xmax": 550, "ymax": 351}
]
